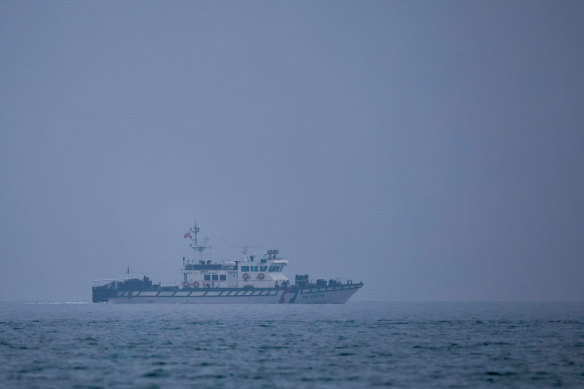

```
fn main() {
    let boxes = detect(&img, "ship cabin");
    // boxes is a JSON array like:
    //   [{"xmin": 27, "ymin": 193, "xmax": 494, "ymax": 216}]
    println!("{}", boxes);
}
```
[{"xmin": 182, "ymin": 249, "xmax": 289, "ymax": 289}]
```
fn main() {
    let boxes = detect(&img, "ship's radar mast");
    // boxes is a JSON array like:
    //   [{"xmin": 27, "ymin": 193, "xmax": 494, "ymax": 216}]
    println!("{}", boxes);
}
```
[{"xmin": 186, "ymin": 221, "xmax": 210, "ymax": 263}]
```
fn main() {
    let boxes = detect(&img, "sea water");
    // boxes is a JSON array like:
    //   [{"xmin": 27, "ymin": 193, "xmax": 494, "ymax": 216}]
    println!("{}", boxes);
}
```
[{"xmin": 0, "ymin": 302, "xmax": 582, "ymax": 388}]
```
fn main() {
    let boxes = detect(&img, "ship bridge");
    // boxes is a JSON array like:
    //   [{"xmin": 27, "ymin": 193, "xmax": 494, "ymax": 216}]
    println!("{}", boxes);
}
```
[{"xmin": 181, "ymin": 225, "xmax": 289, "ymax": 289}]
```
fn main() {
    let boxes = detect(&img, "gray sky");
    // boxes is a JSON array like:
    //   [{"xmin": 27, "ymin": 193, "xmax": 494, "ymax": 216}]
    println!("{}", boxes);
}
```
[{"xmin": 1, "ymin": 1, "xmax": 583, "ymax": 302}]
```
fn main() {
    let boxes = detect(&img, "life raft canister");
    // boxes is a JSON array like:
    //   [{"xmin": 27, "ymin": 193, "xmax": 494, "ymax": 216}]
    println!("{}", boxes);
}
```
[
  {"xmin": 242, "ymin": 273, "xmax": 250, "ymax": 281},
  {"xmin": 257, "ymin": 273, "xmax": 265, "ymax": 280}
]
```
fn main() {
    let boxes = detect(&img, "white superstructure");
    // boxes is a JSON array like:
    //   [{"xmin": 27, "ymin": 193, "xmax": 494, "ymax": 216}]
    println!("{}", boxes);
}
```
[{"xmin": 182, "ymin": 223, "xmax": 290, "ymax": 289}]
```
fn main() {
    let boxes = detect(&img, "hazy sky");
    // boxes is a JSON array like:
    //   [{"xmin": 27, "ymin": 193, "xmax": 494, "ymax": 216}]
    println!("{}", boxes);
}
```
[{"xmin": 1, "ymin": 1, "xmax": 583, "ymax": 302}]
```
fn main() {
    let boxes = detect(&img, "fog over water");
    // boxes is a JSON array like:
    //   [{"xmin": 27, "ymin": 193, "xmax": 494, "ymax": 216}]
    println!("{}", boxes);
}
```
[{"xmin": 1, "ymin": 1, "xmax": 583, "ymax": 302}]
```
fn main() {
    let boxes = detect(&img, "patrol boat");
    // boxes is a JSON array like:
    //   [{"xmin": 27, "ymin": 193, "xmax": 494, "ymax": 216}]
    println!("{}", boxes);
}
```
[{"xmin": 92, "ymin": 223, "xmax": 363, "ymax": 304}]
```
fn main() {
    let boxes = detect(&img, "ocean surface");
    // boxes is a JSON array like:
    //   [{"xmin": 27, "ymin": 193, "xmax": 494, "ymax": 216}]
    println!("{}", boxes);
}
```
[{"xmin": 0, "ymin": 302, "xmax": 583, "ymax": 388}]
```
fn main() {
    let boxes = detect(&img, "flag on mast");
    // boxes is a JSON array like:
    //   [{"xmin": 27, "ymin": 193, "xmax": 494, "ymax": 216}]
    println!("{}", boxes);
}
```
[{"xmin": 184, "ymin": 231, "xmax": 191, "ymax": 238}]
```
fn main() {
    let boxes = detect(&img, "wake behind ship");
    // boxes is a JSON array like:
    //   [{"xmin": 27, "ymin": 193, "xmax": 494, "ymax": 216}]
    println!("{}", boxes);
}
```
[{"xmin": 92, "ymin": 223, "xmax": 363, "ymax": 304}]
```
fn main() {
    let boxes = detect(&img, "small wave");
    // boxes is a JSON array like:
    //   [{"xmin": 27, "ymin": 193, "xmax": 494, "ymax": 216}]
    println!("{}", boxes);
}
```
[
  {"xmin": 486, "ymin": 371, "xmax": 516, "ymax": 376},
  {"xmin": 143, "ymin": 368, "xmax": 170, "ymax": 378}
]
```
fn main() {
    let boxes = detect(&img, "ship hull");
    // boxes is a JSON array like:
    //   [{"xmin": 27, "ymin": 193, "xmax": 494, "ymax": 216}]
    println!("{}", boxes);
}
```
[{"xmin": 95, "ymin": 283, "xmax": 363, "ymax": 304}]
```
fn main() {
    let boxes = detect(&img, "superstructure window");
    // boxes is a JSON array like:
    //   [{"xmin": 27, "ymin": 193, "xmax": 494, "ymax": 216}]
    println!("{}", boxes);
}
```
[
  {"xmin": 251, "ymin": 266, "xmax": 258, "ymax": 272},
  {"xmin": 204, "ymin": 275, "xmax": 211, "ymax": 281},
  {"xmin": 260, "ymin": 266, "xmax": 267, "ymax": 272},
  {"xmin": 212, "ymin": 275, "xmax": 218, "ymax": 281},
  {"xmin": 241, "ymin": 266, "xmax": 249, "ymax": 272},
  {"xmin": 269, "ymin": 266, "xmax": 280, "ymax": 272},
  {"xmin": 220, "ymin": 275, "xmax": 226, "ymax": 281}
]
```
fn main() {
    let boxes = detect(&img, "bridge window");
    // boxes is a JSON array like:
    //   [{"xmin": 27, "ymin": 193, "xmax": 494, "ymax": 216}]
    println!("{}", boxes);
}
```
[
  {"xmin": 204, "ymin": 275, "xmax": 211, "ymax": 281},
  {"xmin": 212, "ymin": 275, "xmax": 218, "ymax": 281},
  {"xmin": 220, "ymin": 275, "xmax": 226, "ymax": 281},
  {"xmin": 269, "ymin": 266, "xmax": 280, "ymax": 272},
  {"xmin": 241, "ymin": 266, "xmax": 249, "ymax": 272},
  {"xmin": 251, "ymin": 266, "xmax": 258, "ymax": 272},
  {"xmin": 260, "ymin": 266, "xmax": 267, "ymax": 272}
]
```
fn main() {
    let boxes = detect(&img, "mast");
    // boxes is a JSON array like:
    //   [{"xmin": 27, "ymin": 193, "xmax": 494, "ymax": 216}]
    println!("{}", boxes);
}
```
[
  {"xmin": 183, "ymin": 221, "xmax": 211, "ymax": 287},
  {"xmin": 186, "ymin": 221, "xmax": 211, "ymax": 263},
  {"xmin": 189, "ymin": 221, "xmax": 201, "ymax": 262}
]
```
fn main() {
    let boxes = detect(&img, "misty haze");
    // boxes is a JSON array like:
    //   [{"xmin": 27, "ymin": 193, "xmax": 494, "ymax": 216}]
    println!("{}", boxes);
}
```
[{"xmin": 1, "ymin": 1, "xmax": 583, "ymax": 387}]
